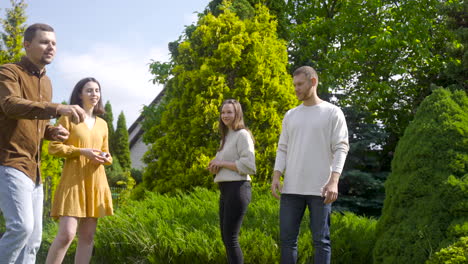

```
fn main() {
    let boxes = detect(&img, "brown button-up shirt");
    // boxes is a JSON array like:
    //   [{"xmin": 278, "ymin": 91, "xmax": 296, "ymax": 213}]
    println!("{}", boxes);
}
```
[{"xmin": 0, "ymin": 56, "xmax": 60, "ymax": 184}]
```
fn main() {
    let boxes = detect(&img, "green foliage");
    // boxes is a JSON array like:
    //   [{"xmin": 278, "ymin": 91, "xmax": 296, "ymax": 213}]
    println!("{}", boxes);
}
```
[
  {"xmin": 105, "ymin": 157, "xmax": 126, "ymax": 186},
  {"xmin": 102, "ymin": 101, "xmax": 134, "ymax": 188},
  {"xmin": 142, "ymin": 3, "xmax": 297, "ymax": 193},
  {"xmin": 426, "ymin": 237, "xmax": 468, "ymax": 264},
  {"xmin": 114, "ymin": 111, "xmax": 131, "ymax": 171},
  {"xmin": 37, "ymin": 219, "xmax": 77, "ymax": 263},
  {"xmin": 0, "ymin": 0, "xmax": 26, "ymax": 64},
  {"xmin": 374, "ymin": 89, "xmax": 468, "ymax": 263},
  {"xmin": 334, "ymin": 105, "xmax": 389, "ymax": 216},
  {"xmin": 35, "ymin": 187, "xmax": 376, "ymax": 263},
  {"xmin": 285, "ymin": 0, "xmax": 458, "ymax": 138},
  {"xmin": 207, "ymin": 0, "xmax": 288, "ymax": 36},
  {"xmin": 101, "ymin": 101, "xmax": 116, "ymax": 154},
  {"xmin": 149, "ymin": 61, "xmax": 172, "ymax": 85},
  {"xmin": 130, "ymin": 167, "xmax": 143, "ymax": 184},
  {"xmin": 41, "ymin": 140, "xmax": 64, "ymax": 219},
  {"xmin": 438, "ymin": 0, "xmax": 467, "ymax": 92},
  {"xmin": 207, "ymin": 0, "xmax": 255, "ymax": 20}
]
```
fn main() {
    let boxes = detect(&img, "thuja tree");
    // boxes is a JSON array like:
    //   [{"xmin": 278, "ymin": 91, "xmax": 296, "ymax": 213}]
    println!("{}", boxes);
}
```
[
  {"xmin": 102, "ymin": 101, "xmax": 116, "ymax": 154},
  {"xmin": 373, "ymin": 88, "xmax": 468, "ymax": 264},
  {"xmin": 142, "ymin": 3, "xmax": 297, "ymax": 193},
  {"xmin": 0, "ymin": 0, "xmax": 26, "ymax": 64},
  {"xmin": 114, "ymin": 111, "xmax": 131, "ymax": 171}
]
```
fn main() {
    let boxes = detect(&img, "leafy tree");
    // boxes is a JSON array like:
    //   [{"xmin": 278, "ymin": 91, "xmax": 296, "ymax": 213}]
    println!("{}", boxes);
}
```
[
  {"xmin": 437, "ymin": 0, "xmax": 467, "ymax": 92},
  {"xmin": 0, "ymin": 0, "xmax": 26, "ymax": 64},
  {"xmin": 285, "ymin": 0, "xmax": 453, "ymax": 135},
  {"xmin": 334, "ymin": 105, "xmax": 389, "ymax": 216},
  {"xmin": 277, "ymin": 0, "xmax": 465, "ymax": 216},
  {"xmin": 142, "ymin": 2, "xmax": 297, "ymax": 193},
  {"xmin": 114, "ymin": 111, "xmax": 131, "ymax": 171},
  {"xmin": 282, "ymin": 0, "xmax": 467, "ymax": 160},
  {"xmin": 373, "ymin": 88, "xmax": 468, "ymax": 263}
]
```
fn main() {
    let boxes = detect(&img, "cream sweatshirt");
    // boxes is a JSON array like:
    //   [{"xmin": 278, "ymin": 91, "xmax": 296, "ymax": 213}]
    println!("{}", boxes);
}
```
[
  {"xmin": 274, "ymin": 101, "xmax": 349, "ymax": 195},
  {"xmin": 214, "ymin": 129, "xmax": 256, "ymax": 183}
]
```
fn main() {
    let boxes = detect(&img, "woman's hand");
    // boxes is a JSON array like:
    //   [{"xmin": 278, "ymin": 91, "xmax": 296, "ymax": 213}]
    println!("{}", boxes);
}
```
[
  {"xmin": 80, "ymin": 148, "xmax": 110, "ymax": 165},
  {"xmin": 208, "ymin": 159, "xmax": 223, "ymax": 174}
]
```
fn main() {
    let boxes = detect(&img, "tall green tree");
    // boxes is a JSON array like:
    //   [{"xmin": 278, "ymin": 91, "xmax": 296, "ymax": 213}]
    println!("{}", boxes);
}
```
[
  {"xmin": 142, "ymin": 2, "xmax": 296, "ymax": 193},
  {"xmin": 0, "ymin": 0, "xmax": 26, "ymax": 64},
  {"xmin": 101, "ymin": 101, "xmax": 116, "ymax": 154},
  {"xmin": 114, "ymin": 111, "xmax": 131, "ymax": 171},
  {"xmin": 373, "ymin": 88, "xmax": 468, "ymax": 263}
]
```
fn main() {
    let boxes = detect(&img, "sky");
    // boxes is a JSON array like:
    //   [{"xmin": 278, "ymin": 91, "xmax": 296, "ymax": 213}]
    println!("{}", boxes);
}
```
[{"xmin": 0, "ymin": 0, "xmax": 212, "ymax": 127}]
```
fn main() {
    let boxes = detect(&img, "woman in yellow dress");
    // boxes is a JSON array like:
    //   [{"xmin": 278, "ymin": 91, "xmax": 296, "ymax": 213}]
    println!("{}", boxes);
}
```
[{"xmin": 45, "ymin": 77, "xmax": 113, "ymax": 264}]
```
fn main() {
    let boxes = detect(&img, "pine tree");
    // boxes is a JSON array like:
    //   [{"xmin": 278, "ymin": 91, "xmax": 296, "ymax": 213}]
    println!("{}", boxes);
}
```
[
  {"xmin": 0, "ymin": 0, "xmax": 27, "ymax": 64},
  {"xmin": 114, "ymin": 111, "xmax": 131, "ymax": 171},
  {"xmin": 142, "ymin": 2, "xmax": 297, "ymax": 193},
  {"xmin": 373, "ymin": 88, "xmax": 468, "ymax": 263}
]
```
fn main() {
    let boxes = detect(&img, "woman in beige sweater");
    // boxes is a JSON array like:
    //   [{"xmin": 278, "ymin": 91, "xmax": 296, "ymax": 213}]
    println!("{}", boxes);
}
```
[{"xmin": 208, "ymin": 99, "xmax": 256, "ymax": 264}]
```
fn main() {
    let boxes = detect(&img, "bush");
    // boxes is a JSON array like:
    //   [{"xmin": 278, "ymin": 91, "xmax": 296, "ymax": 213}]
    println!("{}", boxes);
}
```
[
  {"xmin": 373, "ymin": 88, "xmax": 468, "ymax": 263},
  {"xmin": 35, "ymin": 186, "xmax": 377, "ymax": 264},
  {"xmin": 426, "ymin": 236, "xmax": 468, "ymax": 264}
]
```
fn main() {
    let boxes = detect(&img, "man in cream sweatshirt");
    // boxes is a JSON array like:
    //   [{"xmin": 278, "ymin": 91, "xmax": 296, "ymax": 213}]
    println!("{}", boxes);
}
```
[{"xmin": 271, "ymin": 66, "xmax": 349, "ymax": 264}]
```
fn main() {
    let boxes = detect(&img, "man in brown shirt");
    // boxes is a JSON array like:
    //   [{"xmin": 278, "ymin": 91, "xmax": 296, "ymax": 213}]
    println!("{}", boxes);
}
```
[{"xmin": 0, "ymin": 23, "xmax": 86, "ymax": 264}]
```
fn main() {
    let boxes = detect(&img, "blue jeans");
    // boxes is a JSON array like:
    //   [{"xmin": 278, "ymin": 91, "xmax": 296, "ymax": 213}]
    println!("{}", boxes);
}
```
[
  {"xmin": 0, "ymin": 166, "xmax": 43, "ymax": 264},
  {"xmin": 219, "ymin": 181, "xmax": 251, "ymax": 264},
  {"xmin": 280, "ymin": 194, "xmax": 331, "ymax": 264}
]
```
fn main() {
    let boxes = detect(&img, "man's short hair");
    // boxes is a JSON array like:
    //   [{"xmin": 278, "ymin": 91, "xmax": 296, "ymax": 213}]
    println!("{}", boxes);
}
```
[
  {"xmin": 24, "ymin": 23, "xmax": 54, "ymax": 42},
  {"xmin": 293, "ymin": 66, "xmax": 318, "ymax": 80}
]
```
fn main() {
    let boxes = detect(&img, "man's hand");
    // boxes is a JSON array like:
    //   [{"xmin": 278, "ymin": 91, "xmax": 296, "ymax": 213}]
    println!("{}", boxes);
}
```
[
  {"xmin": 321, "ymin": 172, "xmax": 340, "ymax": 204},
  {"xmin": 57, "ymin": 104, "xmax": 86, "ymax": 124},
  {"xmin": 50, "ymin": 124, "xmax": 69, "ymax": 142},
  {"xmin": 271, "ymin": 170, "xmax": 282, "ymax": 199}
]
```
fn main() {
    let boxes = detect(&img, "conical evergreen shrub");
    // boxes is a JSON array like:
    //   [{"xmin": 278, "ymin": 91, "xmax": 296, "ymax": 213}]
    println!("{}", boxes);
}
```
[{"xmin": 373, "ymin": 88, "xmax": 468, "ymax": 263}]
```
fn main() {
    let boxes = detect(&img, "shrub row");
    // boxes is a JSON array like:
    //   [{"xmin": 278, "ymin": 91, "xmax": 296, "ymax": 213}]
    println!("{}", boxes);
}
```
[{"xmin": 38, "ymin": 186, "xmax": 377, "ymax": 263}]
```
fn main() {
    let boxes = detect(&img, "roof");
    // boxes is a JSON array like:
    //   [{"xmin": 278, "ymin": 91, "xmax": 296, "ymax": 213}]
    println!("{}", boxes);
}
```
[{"xmin": 128, "ymin": 88, "xmax": 166, "ymax": 148}]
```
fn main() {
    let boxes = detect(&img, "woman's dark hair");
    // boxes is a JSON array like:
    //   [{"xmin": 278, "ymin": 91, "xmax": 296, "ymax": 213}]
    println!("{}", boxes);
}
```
[
  {"xmin": 69, "ymin": 77, "xmax": 105, "ymax": 115},
  {"xmin": 218, "ymin": 99, "xmax": 250, "ymax": 151}
]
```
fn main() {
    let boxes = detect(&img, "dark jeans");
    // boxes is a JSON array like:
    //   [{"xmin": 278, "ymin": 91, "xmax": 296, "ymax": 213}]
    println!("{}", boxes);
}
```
[
  {"xmin": 218, "ymin": 181, "xmax": 251, "ymax": 264},
  {"xmin": 280, "ymin": 194, "xmax": 331, "ymax": 264}
]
